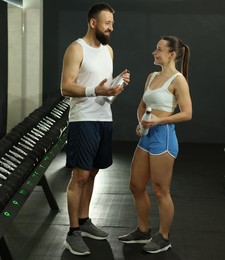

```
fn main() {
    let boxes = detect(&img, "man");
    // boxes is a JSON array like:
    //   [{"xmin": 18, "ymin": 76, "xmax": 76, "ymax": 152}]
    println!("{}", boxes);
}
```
[{"xmin": 61, "ymin": 2, "xmax": 130, "ymax": 256}]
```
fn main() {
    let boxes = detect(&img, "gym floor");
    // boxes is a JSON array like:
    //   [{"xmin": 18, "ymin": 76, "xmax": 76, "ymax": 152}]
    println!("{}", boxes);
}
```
[{"xmin": 2, "ymin": 141, "xmax": 225, "ymax": 260}]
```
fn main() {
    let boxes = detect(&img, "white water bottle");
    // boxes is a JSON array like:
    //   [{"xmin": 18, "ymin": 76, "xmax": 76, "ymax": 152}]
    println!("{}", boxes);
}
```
[
  {"xmin": 139, "ymin": 107, "xmax": 152, "ymax": 136},
  {"xmin": 103, "ymin": 75, "xmax": 124, "ymax": 104}
]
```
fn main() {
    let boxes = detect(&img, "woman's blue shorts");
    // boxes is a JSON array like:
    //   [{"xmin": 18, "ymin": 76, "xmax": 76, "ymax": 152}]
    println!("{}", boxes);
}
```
[{"xmin": 138, "ymin": 124, "xmax": 178, "ymax": 158}]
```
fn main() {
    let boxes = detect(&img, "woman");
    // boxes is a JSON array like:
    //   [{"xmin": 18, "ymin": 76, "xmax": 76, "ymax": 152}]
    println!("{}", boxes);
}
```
[{"xmin": 118, "ymin": 36, "xmax": 192, "ymax": 253}]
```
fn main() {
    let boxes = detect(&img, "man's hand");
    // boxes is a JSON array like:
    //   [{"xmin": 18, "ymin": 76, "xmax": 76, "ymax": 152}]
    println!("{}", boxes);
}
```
[
  {"xmin": 95, "ymin": 78, "xmax": 124, "ymax": 97},
  {"xmin": 95, "ymin": 69, "xmax": 130, "ymax": 97},
  {"xmin": 120, "ymin": 69, "xmax": 130, "ymax": 86}
]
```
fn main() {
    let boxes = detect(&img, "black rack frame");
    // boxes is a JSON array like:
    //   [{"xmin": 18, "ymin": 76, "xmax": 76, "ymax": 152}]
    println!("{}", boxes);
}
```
[{"xmin": 0, "ymin": 129, "xmax": 67, "ymax": 260}]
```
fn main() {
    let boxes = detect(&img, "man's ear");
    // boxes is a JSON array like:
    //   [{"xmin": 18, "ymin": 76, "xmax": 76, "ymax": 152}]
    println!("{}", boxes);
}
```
[{"xmin": 90, "ymin": 18, "xmax": 96, "ymax": 29}]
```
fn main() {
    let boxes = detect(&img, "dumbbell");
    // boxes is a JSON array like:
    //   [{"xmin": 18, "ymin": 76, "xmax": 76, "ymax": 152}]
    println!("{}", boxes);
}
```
[
  {"xmin": 16, "ymin": 139, "xmax": 47, "ymax": 163},
  {"xmin": 30, "ymin": 128, "xmax": 53, "ymax": 149},
  {"xmin": 0, "ymin": 160, "xmax": 16, "ymax": 172},
  {"xmin": 5, "ymin": 152, "xmax": 21, "ymax": 165},
  {"xmin": 55, "ymin": 103, "xmax": 68, "ymax": 113},
  {"xmin": 35, "ymin": 122, "xmax": 63, "ymax": 142},
  {"xmin": 3, "ymin": 132, "xmax": 38, "ymax": 163},
  {"xmin": 52, "ymin": 107, "xmax": 64, "ymax": 116},
  {"xmin": 45, "ymin": 115, "xmax": 56, "ymax": 124},
  {"xmin": 0, "ymin": 167, "xmax": 20, "ymax": 195},
  {"xmin": 27, "ymin": 131, "xmax": 52, "ymax": 152},
  {"xmin": 11, "ymin": 157, "xmax": 35, "ymax": 181},
  {"xmin": 0, "ymin": 166, "xmax": 26, "ymax": 208},
  {"xmin": 1, "ymin": 157, "xmax": 18, "ymax": 169},
  {"xmin": 47, "ymin": 110, "xmax": 69, "ymax": 131},
  {"xmin": 0, "ymin": 154, "xmax": 35, "ymax": 181},
  {"xmin": 0, "ymin": 138, "xmax": 14, "ymax": 158},
  {"xmin": 4, "ymin": 131, "xmax": 46, "ymax": 162},
  {"xmin": 14, "ymin": 143, "xmax": 39, "ymax": 165},
  {"xmin": 50, "ymin": 110, "xmax": 62, "ymax": 119},
  {"xmin": 60, "ymin": 97, "xmax": 70, "ymax": 105},
  {"xmin": 0, "ymin": 160, "xmax": 33, "ymax": 210},
  {"xmin": 0, "ymin": 165, "xmax": 24, "ymax": 191},
  {"xmin": 56, "ymin": 103, "xmax": 68, "ymax": 112}
]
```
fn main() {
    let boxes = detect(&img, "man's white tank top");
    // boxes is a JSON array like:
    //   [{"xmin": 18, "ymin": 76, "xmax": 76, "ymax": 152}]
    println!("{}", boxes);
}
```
[{"xmin": 69, "ymin": 38, "xmax": 113, "ymax": 122}]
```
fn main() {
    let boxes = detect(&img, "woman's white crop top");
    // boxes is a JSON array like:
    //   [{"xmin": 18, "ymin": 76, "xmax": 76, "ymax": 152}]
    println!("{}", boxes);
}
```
[{"xmin": 143, "ymin": 72, "xmax": 182, "ymax": 112}]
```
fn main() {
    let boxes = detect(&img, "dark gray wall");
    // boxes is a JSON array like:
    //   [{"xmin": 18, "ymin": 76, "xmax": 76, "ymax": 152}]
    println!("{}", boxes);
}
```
[
  {"xmin": 0, "ymin": 1, "xmax": 8, "ymax": 139},
  {"xmin": 43, "ymin": 0, "xmax": 225, "ymax": 143}
]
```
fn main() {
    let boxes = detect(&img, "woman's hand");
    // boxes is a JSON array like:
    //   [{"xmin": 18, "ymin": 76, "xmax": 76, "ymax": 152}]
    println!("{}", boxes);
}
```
[
  {"xmin": 136, "ymin": 124, "xmax": 142, "ymax": 136},
  {"xmin": 139, "ymin": 114, "xmax": 160, "ymax": 131}
]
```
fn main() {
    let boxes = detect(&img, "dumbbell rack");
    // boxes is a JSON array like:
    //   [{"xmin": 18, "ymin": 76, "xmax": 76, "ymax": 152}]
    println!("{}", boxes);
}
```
[{"xmin": 0, "ymin": 94, "xmax": 70, "ymax": 260}]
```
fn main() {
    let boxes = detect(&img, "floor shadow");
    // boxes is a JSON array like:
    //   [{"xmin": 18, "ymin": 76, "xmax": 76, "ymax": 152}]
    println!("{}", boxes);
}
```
[
  {"xmin": 123, "ymin": 244, "xmax": 181, "ymax": 260},
  {"xmin": 61, "ymin": 238, "xmax": 115, "ymax": 260}
]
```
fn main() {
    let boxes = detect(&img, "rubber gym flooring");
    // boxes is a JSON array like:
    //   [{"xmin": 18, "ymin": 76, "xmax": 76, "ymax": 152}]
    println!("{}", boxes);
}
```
[{"xmin": 2, "ymin": 141, "xmax": 225, "ymax": 260}]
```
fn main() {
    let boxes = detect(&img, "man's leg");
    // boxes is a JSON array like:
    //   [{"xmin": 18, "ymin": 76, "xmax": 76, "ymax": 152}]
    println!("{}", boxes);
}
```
[
  {"xmin": 79, "ymin": 168, "xmax": 99, "ymax": 218},
  {"xmin": 64, "ymin": 167, "xmax": 91, "ymax": 255},
  {"xmin": 67, "ymin": 167, "xmax": 90, "ymax": 227},
  {"xmin": 78, "ymin": 168, "xmax": 109, "ymax": 240}
]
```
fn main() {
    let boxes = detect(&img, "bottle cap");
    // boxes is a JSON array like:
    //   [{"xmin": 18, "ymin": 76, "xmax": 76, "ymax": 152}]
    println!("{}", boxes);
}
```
[{"xmin": 146, "ymin": 107, "xmax": 151, "ymax": 113}]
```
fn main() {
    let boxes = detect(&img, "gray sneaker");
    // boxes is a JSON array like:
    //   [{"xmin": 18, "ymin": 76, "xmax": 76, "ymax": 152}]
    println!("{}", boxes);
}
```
[
  {"xmin": 143, "ymin": 232, "xmax": 171, "ymax": 253},
  {"xmin": 118, "ymin": 227, "xmax": 152, "ymax": 244},
  {"xmin": 80, "ymin": 218, "xmax": 109, "ymax": 240},
  {"xmin": 64, "ymin": 230, "xmax": 90, "ymax": 255}
]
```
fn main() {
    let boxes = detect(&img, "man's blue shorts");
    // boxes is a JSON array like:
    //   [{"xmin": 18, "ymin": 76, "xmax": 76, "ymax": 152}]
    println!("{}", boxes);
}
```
[
  {"xmin": 66, "ymin": 121, "xmax": 113, "ymax": 170},
  {"xmin": 138, "ymin": 124, "xmax": 178, "ymax": 158}
]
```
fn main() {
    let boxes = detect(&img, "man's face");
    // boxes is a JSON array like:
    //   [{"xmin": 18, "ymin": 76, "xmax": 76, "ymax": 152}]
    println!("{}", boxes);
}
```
[{"xmin": 94, "ymin": 10, "xmax": 114, "ymax": 45}]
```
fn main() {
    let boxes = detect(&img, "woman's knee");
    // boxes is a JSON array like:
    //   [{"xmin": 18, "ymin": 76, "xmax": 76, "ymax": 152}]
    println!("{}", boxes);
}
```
[
  {"xmin": 130, "ymin": 180, "xmax": 146, "ymax": 195},
  {"xmin": 152, "ymin": 183, "xmax": 170, "ymax": 199}
]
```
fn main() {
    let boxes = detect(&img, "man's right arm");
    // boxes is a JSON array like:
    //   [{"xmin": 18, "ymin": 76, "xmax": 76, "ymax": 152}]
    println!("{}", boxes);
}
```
[
  {"xmin": 60, "ymin": 42, "xmax": 86, "ymax": 97},
  {"xmin": 61, "ymin": 42, "xmax": 124, "ymax": 98}
]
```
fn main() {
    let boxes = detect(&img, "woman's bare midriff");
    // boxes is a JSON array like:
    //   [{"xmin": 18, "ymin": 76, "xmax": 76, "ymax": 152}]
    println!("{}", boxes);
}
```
[{"xmin": 151, "ymin": 109, "xmax": 173, "ymax": 118}]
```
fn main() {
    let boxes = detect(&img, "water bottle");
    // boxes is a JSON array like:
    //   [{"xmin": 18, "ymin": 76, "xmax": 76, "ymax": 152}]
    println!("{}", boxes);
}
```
[
  {"xmin": 103, "ymin": 76, "xmax": 124, "ymax": 104},
  {"xmin": 139, "ymin": 107, "xmax": 152, "ymax": 136}
]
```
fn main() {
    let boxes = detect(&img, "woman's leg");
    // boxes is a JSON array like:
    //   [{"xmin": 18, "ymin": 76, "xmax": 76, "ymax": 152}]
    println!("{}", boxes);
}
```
[
  {"xmin": 130, "ymin": 146, "xmax": 151, "ymax": 232},
  {"xmin": 150, "ymin": 153, "xmax": 175, "ymax": 239}
]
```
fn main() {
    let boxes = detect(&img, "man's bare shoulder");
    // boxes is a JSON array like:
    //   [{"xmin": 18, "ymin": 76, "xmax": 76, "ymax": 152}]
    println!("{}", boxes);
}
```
[
  {"xmin": 67, "ymin": 41, "xmax": 82, "ymax": 53},
  {"xmin": 63, "ymin": 41, "xmax": 83, "ymax": 62},
  {"xmin": 106, "ymin": 44, "xmax": 113, "ymax": 59}
]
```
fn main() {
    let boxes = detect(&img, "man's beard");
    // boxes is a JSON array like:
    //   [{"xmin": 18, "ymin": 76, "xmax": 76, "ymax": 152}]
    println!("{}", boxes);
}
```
[{"xmin": 95, "ymin": 29, "xmax": 110, "ymax": 45}]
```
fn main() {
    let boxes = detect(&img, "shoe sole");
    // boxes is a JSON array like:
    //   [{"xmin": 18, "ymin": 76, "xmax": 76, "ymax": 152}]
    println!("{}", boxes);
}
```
[
  {"xmin": 119, "ymin": 239, "xmax": 152, "ymax": 244},
  {"xmin": 144, "ymin": 244, "xmax": 172, "ymax": 253},
  {"xmin": 64, "ymin": 241, "xmax": 90, "ymax": 255},
  {"xmin": 81, "ymin": 231, "xmax": 109, "ymax": 240}
]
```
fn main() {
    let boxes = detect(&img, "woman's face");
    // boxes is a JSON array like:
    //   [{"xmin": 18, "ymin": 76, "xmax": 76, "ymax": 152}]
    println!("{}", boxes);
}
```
[{"xmin": 152, "ymin": 39, "xmax": 173, "ymax": 66}]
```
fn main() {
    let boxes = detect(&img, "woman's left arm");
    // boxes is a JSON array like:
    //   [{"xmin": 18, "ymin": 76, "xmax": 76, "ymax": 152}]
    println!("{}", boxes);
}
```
[{"xmin": 156, "ymin": 75, "xmax": 192, "ymax": 124}]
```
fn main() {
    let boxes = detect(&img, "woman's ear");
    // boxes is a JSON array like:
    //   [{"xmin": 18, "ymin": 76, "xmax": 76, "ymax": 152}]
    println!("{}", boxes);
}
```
[{"xmin": 170, "ymin": 51, "xmax": 176, "ymax": 60}]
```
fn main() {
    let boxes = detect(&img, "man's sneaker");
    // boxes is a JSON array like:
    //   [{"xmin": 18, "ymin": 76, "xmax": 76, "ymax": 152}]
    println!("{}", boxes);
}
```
[
  {"xmin": 80, "ymin": 218, "xmax": 109, "ymax": 240},
  {"xmin": 64, "ymin": 230, "xmax": 90, "ymax": 255},
  {"xmin": 143, "ymin": 232, "xmax": 171, "ymax": 253},
  {"xmin": 118, "ymin": 227, "xmax": 152, "ymax": 244}
]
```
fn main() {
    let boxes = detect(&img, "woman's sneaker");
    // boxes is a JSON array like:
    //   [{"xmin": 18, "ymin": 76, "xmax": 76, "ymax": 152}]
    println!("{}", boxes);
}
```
[
  {"xmin": 64, "ymin": 230, "xmax": 90, "ymax": 255},
  {"xmin": 118, "ymin": 227, "xmax": 152, "ymax": 244},
  {"xmin": 143, "ymin": 232, "xmax": 171, "ymax": 253}
]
